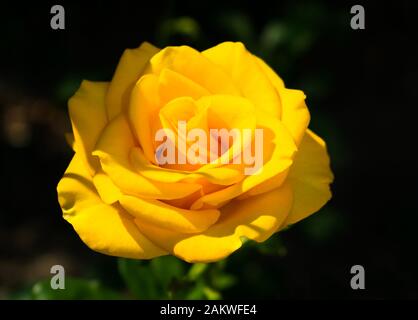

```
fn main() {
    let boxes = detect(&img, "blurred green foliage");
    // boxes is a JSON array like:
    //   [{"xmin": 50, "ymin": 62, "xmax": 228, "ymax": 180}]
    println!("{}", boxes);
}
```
[
  {"xmin": 156, "ymin": 17, "xmax": 201, "ymax": 45},
  {"xmin": 11, "ymin": 256, "xmax": 239, "ymax": 300},
  {"xmin": 117, "ymin": 256, "xmax": 235, "ymax": 300},
  {"xmin": 11, "ymin": 278, "xmax": 123, "ymax": 300}
]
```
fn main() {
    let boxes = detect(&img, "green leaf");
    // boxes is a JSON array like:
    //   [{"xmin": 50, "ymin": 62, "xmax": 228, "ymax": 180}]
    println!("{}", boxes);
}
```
[
  {"xmin": 260, "ymin": 21, "xmax": 289, "ymax": 54},
  {"xmin": 156, "ymin": 16, "xmax": 201, "ymax": 45},
  {"xmin": 203, "ymin": 286, "xmax": 221, "ymax": 300},
  {"xmin": 187, "ymin": 263, "xmax": 208, "ymax": 281},
  {"xmin": 117, "ymin": 258, "xmax": 160, "ymax": 299},
  {"xmin": 150, "ymin": 256, "xmax": 186, "ymax": 289},
  {"xmin": 184, "ymin": 280, "xmax": 206, "ymax": 300},
  {"xmin": 211, "ymin": 274, "xmax": 237, "ymax": 290}
]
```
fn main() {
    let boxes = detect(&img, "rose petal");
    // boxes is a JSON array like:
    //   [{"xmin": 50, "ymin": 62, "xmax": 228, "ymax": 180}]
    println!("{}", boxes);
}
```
[
  {"xmin": 191, "ymin": 110, "xmax": 296, "ymax": 209},
  {"xmin": 93, "ymin": 114, "xmax": 203, "ymax": 200},
  {"xmin": 280, "ymin": 88, "xmax": 310, "ymax": 146},
  {"xmin": 57, "ymin": 153, "xmax": 167, "ymax": 259},
  {"xmin": 282, "ymin": 129, "xmax": 334, "ymax": 226},
  {"xmin": 147, "ymin": 45, "xmax": 241, "ymax": 95},
  {"xmin": 92, "ymin": 169, "xmax": 121, "ymax": 204},
  {"xmin": 254, "ymin": 56, "xmax": 310, "ymax": 146},
  {"xmin": 119, "ymin": 195, "xmax": 220, "ymax": 234},
  {"xmin": 68, "ymin": 80, "xmax": 109, "ymax": 175},
  {"xmin": 158, "ymin": 68, "xmax": 210, "ymax": 105},
  {"xmin": 107, "ymin": 42, "xmax": 159, "ymax": 120},
  {"xmin": 203, "ymin": 42, "xmax": 282, "ymax": 118},
  {"xmin": 134, "ymin": 182, "xmax": 292, "ymax": 263},
  {"xmin": 130, "ymin": 147, "xmax": 244, "ymax": 186},
  {"xmin": 129, "ymin": 74, "xmax": 161, "ymax": 164}
]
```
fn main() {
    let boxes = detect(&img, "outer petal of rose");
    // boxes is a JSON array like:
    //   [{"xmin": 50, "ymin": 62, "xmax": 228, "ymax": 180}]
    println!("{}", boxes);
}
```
[
  {"xmin": 254, "ymin": 56, "xmax": 310, "ymax": 146},
  {"xmin": 57, "ymin": 153, "xmax": 167, "ymax": 259},
  {"xmin": 283, "ymin": 129, "xmax": 334, "ymax": 226},
  {"xmin": 65, "ymin": 133, "xmax": 75, "ymax": 151},
  {"xmin": 134, "ymin": 182, "xmax": 292, "ymax": 263},
  {"xmin": 107, "ymin": 42, "xmax": 159, "ymax": 120},
  {"xmin": 237, "ymin": 170, "xmax": 290, "ymax": 200},
  {"xmin": 146, "ymin": 45, "xmax": 241, "ymax": 95},
  {"xmin": 93, "ymin": 114, "xmax": 203, "ymax": 200},
  {"xmin": 235, "ymin": 93, "xmax": 310, "ymax": 199},
  {"xmin": 92, "ymin": 169, "xmax": 122, "ymax": 204},
  {"xmin": 280, "ymin": 88, "xmax": 310, "ymax": 146},
  {"xmin": 203, "ymin": 42, "xmax": 281, "ymax": 118},
  {"xmin": 68, "ymin": 80, "xmax": 109, "ymax": 175},
  {"xmin": 191, "ymin": 111, "xmax": 296, "ymax": 209},
  {"xmin": 253, "ymin": 55, "xmax": 285, "ymax": 89},
  {"xmin": 119, "ymin": 195, "xmax": 220, "ymax": 234}
]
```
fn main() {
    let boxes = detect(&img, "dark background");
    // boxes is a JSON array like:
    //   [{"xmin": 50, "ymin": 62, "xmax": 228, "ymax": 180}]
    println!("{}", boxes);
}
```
[{"xmin": 0, "ymin": 0, "xmax": 417, "ymax": 299}]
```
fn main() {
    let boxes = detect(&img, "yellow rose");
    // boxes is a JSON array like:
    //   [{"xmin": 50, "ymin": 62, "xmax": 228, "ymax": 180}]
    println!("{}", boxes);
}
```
[{"xmin": 57, "ymin": 41, "xmax": 333, "ymax": 263}]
